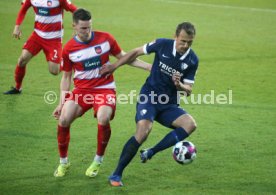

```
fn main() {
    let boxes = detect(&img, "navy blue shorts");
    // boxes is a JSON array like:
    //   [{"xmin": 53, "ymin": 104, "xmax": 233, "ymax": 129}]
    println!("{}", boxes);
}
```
[{"xmin": 135, "ymin": 89, "xmax": 187, "ymax": 128}]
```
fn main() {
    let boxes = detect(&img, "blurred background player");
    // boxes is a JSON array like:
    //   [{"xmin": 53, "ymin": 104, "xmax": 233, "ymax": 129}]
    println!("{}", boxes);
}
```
[
  {"xmin": 52, "ymin": 8, "xmax": 151, "ymax": 177},
  {"xmin": 100, "ymin": 22, "xmax": 198, "ymax": 186},
  {"xmin": 4, "ymin": 0, "xmax": 77, "ymax": 94}
]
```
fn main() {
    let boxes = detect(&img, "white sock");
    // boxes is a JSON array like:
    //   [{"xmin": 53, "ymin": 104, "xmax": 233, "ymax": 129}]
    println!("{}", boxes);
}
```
[
  {"xmin": 60, "ymin": 157, "xmax": 68, "ymax": 164},
  {"xmin": 94, "ymin": 155, "xmax": 103, "ymax": 163}
]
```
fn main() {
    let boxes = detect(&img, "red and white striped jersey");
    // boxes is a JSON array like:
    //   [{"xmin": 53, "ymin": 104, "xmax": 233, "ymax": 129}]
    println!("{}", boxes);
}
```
[
  {"xmin": 61, "ymin": 31, "xmax": 122, "ymax": 90},
  {"xmin": 16, "ymin": 0, "xmax": 77, "ymax": 40}
]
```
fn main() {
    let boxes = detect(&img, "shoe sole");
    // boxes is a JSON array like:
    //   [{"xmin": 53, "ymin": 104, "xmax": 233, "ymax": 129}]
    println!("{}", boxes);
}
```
[{"xmin": 109, "ymin": 180, "xmax": 123, "ymax": 187}]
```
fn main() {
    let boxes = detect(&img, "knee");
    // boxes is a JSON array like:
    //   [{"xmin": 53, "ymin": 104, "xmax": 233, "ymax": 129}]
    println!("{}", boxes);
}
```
[
  {"xmin": 59, "ymin": 117, "xmax": 70, "ymax": 127},
  {"xmin": 49, "ymin": 68, "xmax": 59, "ymax": 75},
  {"xmin": 187, "ymin": 119, "xmax": 197, "ymax": 133},
  {"xmin": 190, "ymin": 120, "xmax": 197, "ymax": 132},
  {"xmin": 135, "ymin": 122, "xmax": 152, "ymax": 144},
  {"xmin": 49, "ymin": 63, "xmax": 60, "ymax": 75},
  {"xmin": 18, "ymin": 56, "xmax": 28, "ymax": 67},
  {"xmin": 97, "ymin": 115, "xmax": 110, "ymax": 126},
  {"xmin": 181, "ymin": 118, "xmax": 197, "ymax": 134}
]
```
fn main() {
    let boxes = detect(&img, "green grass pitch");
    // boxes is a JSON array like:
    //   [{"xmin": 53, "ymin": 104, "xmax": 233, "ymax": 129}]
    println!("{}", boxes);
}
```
[{"xmin": 0, "ymin": 0, "xmax": 276, "ymax": 194}]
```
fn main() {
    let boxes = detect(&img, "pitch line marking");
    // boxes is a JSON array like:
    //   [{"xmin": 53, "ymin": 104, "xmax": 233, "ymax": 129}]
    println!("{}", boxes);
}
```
[{"xmin": 153, "ymin": 0, "xmax": 276, "ymax": 13}]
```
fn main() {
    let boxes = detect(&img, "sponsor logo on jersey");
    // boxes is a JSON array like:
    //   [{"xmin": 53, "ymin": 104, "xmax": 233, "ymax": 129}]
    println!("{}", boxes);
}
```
[
  {"xmin": 159, "ymin": 62, "xmax": 183, "ymax": 77},
  {"xmin": 83, "ymin": 57, "xmax": 101, "ymax": 70},
  {"xmin": 38, "ymin": 8, "xmax": 50, "ymax": 16},
  {"xmin": 95, "ymin": 46, "xmax": 102, "ymax": 54}
]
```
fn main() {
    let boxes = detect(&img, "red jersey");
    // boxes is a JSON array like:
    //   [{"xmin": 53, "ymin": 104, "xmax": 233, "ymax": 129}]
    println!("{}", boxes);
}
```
[
  {"xmin": 16, "ymin": 0, "xmax": 77, "ymax": 40},
  {"xmin": 61, "ymin": 31, "xmax": 122, "ymax": 90}
]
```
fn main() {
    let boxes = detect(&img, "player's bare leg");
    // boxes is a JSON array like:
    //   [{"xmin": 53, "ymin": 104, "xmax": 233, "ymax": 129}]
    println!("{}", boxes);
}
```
[
  {"xmin": 171, "ymin": 114, "xmax": 197, "ymax": 134},
  {"xmin": 109, "ymin": 120, "xmax": 153, "ymax": 186},
  {"xmin": 86, "ymin": 105, "xmax": 113, "ymax": 177},
  {"xmin": 54, "ymin": 101, "xmax": 83, "ymax": 177},
  {"xmin": 48, "ymin": 61, "xmax": 60, "ymax": 75},
  {"xmin": 4, "ymin": 49, "xmax": 33, "ymax": 94}
]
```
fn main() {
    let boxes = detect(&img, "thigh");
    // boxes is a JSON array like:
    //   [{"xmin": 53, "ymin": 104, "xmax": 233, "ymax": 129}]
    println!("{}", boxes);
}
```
[
  {"xmin": 135, "ymin": 119, "xmax": 153, "ymax": 144},
  {"xmin": 93, "ymin": 89, "xmax": 116, "ymax": 120},
  {"xmin": 97, "ymin": 105, "xmax": 113, "ymax": 125},
  {"xmin": 171, "ymin": 114, "xmax": 196, "ymax": 134},
  {"xmin": 59, "ymin": 100, "xmax": 83, "ymax": 126},
  {"xmin": 156, "ymin": 105, "xmax": 187, "ymax": 128},
  {"xmin": 48, "ymin": 61, "xmax": 60, "ymax": 75},
  {"xmin": 19, "ymin": 49, "xmax": 34, "ymax": 65}
]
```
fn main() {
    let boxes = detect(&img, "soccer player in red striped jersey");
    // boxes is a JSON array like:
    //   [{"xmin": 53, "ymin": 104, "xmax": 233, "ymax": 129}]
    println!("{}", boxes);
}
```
[
  {"xmin": 4, "ymin": 0, "xmax": 77, "ymax": 94},
  {"xmin": 52, "ymin": 8, "xmax": 151, "ymax": 177}
]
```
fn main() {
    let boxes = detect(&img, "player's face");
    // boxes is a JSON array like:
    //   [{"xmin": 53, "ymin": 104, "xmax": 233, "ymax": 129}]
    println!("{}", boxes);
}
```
[
  {"xmin": 175, "ymin": 30, "xmax": 194, "ymax": 55},
  {"xmin": 74, "ymin": 20, "xmax": 92, "ymax": 42}
]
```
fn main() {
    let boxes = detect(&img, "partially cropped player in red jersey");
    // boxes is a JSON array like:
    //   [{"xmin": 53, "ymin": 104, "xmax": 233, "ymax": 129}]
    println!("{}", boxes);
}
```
[
  {"xmin": 52, "ymin": 8, "xmax": 151, "ymax": 177},
  {"xmin": 4, "ymin": 0, "xmax": 77, "ymax": 94}
]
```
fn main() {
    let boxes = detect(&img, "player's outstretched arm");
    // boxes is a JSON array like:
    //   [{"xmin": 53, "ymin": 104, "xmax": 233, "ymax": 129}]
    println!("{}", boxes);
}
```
[
  {"xmin": 118, "ymin": 51, "xmax": 151, "ymax": 72},
  {"xmin": 100, "ymin": 46, "xmax": 146, "ymax": 75}
]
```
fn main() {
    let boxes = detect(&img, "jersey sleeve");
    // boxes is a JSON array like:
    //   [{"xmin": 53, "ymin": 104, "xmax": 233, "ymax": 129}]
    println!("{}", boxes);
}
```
[
  {"xmin": 183, "ymin": 59, "xmax": 199, "ymax": 84},
  {"xmin": 61, "ymin": 47, "xmax": 73, "ymax": 72},
  {"xmin": 15, "ymin": 0, "xmax": 32, "ymax": 25},
  {"xmin": 143, "ymin": 39, "xmax": 164, "ymax": 55},
  {"xmin": 107, "ymin": 33, "xmax": 122, "ymax": 56},
  {"xmin": 60, "ymin": 0, "xmax": 77, "ymax": 12}
]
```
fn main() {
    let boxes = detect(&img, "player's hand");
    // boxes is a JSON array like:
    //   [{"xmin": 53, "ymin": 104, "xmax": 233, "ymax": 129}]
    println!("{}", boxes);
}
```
[
  {"xmin": 172, "ymin": 72, "xmax": 181, "ymax": 87},
  {"xmin": 145, "ymin": 64, "xmax": 152, "ymax": 72},
  {"xmin": 12, "ymin": 25, "xmax": 22, "ymax": 40},
  {"xmin": 53, "ymin": 104, "xmax": 63, "ymax": 120},
  {"xmin": 100, "ymin": 63, "xmax": 117, "ymax": 76}
]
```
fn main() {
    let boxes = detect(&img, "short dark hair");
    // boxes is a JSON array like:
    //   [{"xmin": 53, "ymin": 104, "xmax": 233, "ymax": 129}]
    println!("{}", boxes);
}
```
[
  {"xmin": 176, "ymin": 22, "xmax": 196, "ymax": 36},
  {"xmin": 73, "ymin": 8, "xmax": 92, "ymax": 24}
]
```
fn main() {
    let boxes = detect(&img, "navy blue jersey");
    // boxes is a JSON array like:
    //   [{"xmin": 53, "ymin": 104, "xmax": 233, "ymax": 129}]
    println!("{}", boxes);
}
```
[{"xmin": 142, "ymin": 38, "xmax": 199, "ymax": 104}]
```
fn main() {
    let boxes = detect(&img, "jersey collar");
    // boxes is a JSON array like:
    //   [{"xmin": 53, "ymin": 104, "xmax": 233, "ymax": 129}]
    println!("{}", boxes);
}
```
[
  {"xmin": 74, "ymin": 32, "xmax": 94, "ymax": 44},
  {"xmin": 172, "ymin": 40, "xmax": 191, "ymax": 60}
]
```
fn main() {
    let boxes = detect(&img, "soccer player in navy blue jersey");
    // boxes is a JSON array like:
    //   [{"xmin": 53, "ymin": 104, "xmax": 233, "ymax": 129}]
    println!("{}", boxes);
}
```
[{"xmin": 100, "ymin": 22, "xmax": 198, "ymax": 187}]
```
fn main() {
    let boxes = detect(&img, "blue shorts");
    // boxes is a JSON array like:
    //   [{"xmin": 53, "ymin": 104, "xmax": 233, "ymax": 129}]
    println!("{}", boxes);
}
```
[{"xmin": 135, "ymin": 88, "xmax": 187, "ymax": 128}]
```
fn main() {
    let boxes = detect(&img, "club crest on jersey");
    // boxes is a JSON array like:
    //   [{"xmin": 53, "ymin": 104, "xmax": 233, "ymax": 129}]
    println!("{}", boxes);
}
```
[
  {"xmin": 95, "ymin": 46, "xmax": 102, "ymax": 54},
  {"xmin": 181, "ymin": 63, "xmax": 188, "ymax": 70},
  {"xmin": 47, "ymin": 0, "xmax": 52, "ymax": 6},
  {"xmin": 140, "ymin": 109, "xmax": 147, "ymax": 116}
]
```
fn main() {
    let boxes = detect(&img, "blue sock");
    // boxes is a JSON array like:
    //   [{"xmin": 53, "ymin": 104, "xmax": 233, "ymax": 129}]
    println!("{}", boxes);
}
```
[
  {"xmin": 149, "ymin": 127, "xmax": 189, "ymax": 158},
  {"xmin": 113, "ymin": 136, "xmax": 140, "ymax": 176}
]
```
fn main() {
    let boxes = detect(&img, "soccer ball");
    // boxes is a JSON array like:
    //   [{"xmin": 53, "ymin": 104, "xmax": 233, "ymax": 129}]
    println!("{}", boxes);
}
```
[{"xmin": 172, "ymin": 140, "xmax": 197, "ymax": 164}]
